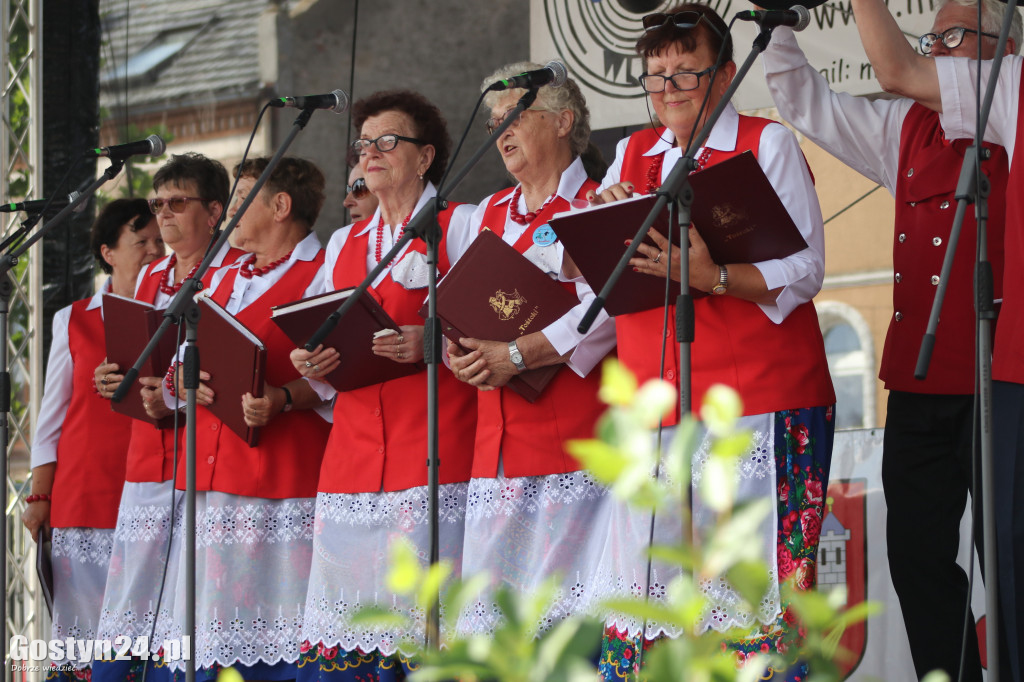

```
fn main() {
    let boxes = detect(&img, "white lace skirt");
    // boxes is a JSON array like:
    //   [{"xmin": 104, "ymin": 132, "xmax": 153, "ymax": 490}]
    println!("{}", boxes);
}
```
[
  {"xmin": 50, "ymin": 527, "xmax": 114, "ymax": 667},
  {"xmin": 455, "ymin": 468, "xmax": 614, "ymax": 636},
  {"xmin": 97, "ymin": 480, "xmax": 184, "ymax": 653},
  {"xmin": 598, "ymin": 414, "xmax": 780, "ymax": 639},
  {"xmin": 166, "ymin": 491, "xmax": 316, "ymax": 672},
  {"xmin": 301, "ymin": 483, "xmax": 469, "ymax": 657}
]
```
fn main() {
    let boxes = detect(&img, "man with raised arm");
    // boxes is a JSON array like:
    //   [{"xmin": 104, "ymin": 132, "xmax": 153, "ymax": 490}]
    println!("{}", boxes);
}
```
[{"xmin": 839, "ymin": 0, "xmax": 1024, "ymax": 677}]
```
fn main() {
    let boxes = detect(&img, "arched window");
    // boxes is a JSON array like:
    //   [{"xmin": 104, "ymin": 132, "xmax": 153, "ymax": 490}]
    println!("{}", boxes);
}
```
[{"xmin": 817, "ymin": 301, "xmax": 876, "ymax": 429}]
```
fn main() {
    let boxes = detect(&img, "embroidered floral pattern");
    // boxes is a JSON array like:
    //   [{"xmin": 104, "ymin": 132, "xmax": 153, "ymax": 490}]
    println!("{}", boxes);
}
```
[
  {"xmin": 317, "ymin": 484, "xmax": 468, "ymax": 527},
  {"xmin": 195, "ymin": 499, "xmax": 316, "ymax": 546},
  {"xmin": 112, "ymin": 499, "xmax": 184, "ymax": 544},
  {"xmin": 52, "ymin": 527, "xmax": 114, "ymax": 566},
  {"xmin": 465, "ymin": 470, "xmax": 604, "ymax": 520}
]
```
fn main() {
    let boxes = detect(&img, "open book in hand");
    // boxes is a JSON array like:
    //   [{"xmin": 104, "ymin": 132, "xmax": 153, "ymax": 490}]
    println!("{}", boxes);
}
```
[
  {"xmin": 102, "ymin": 293, "xmax": 181, "ymax": 429},
  {"xmin": 431, "ymin": 229, "xmax": 578, "ymax": 403},
  {"xmin": 549, "ymin": 150, "xmax": 808, "ymax": 315},
  {"xmin": 271, "ymin": 287, "xmax": 421, "ymax": 393},
  {"xmin": 196, "ymin": 296, "xmax": 266, "ymax": 446}
]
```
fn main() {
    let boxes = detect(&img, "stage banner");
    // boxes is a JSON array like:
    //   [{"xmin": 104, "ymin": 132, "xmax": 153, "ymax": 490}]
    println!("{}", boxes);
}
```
[
  {"xmin": 826, "ymin": 428, "xmax": 988, "ymax": 680},
  {"xmin": 530, "ymin": 0, "xmax": 935, "ymax": 129}
]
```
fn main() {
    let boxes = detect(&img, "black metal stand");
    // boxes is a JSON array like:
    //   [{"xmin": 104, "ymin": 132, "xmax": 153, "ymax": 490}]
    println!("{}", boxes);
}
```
[
  {"xmin": 0, "ymin": 158, "xmax": 124, "ymax": 664},
  {"xmin": 302, "ymin": 88, "xmax": 541, "ymax": 649},
  {"xmin": 910, "ymin": 3, "xmax": 1019, "ymax": 675},
  {"xmin": 110, "ymin": 107, "xmax": 318, "ymax": 681}
]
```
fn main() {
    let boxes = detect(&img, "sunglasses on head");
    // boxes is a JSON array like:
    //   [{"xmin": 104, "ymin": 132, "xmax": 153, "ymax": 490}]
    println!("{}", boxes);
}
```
[
  {"xmin": 641, "ymin": 10, "xmax": 725, "ymax": 42},
  {"xmin": 346, "ymin": 177, "xmax": 369, "ymax": 199}
]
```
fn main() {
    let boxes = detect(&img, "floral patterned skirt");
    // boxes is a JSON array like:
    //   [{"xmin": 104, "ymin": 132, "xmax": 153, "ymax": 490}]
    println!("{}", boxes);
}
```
[{"xmin": 598, "ymin": 405, "xmax": 835, "ymax": 681}]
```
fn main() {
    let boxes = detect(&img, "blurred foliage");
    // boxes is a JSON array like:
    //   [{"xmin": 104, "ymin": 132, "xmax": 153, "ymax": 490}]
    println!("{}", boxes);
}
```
[{"xmin": 354, "ymin": 360, "xmax": 879, "ymax": 681}]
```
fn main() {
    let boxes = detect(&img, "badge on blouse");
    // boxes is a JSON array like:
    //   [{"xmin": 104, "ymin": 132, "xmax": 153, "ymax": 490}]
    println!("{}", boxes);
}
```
[{"xmin": 533, "ymin": 224, "xmax": 557, "ymax": 247}]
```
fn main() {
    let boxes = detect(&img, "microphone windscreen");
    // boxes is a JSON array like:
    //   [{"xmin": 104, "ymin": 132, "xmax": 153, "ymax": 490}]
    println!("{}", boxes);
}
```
[
  {"xmin": 147, "ymin": 134, "xmax": 167, "ymax": 157},
  {"xmin": 546, "ymin": 60, "xmax": 569, "ymax": 88}
]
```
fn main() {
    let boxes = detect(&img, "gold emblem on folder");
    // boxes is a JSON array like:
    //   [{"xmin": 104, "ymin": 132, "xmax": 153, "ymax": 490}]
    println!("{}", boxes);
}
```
[{"xmin": 489, "ymin": 289, "xmax": 526, "ymax": 321}]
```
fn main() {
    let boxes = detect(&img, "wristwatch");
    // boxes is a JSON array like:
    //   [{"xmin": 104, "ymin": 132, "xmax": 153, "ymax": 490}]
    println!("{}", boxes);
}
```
[
  {"xmin": 711, "ymin": 265, "xmax": 728, "ymax": 295},
  {"xmin": 508, "ymin": 340, "xmax": 527, "ymax": 371}
]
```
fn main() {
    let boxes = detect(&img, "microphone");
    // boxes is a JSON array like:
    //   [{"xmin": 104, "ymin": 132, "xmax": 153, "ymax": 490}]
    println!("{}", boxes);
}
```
[
  {"xmin": 736, "ymin": 6, "xmax": 811, "ymax": 31},
  {"xmin": 487, "ymin": 61, "xmax": 568, "ymax": 91},
  {"xmin": 269, "ymin": 89, "xmax": 349, "ymax": 114},
  {"xmin": 0, "ymin": 198, "xmax": 68, "ymax": 213},
  {"xmin": 89, "ymin": 134, "xmax": 167, "ymax": 160}
]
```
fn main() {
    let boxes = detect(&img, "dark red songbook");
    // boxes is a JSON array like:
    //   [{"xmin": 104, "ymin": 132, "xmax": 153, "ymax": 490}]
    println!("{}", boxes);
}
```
[
  {"xmin": 102, "ymin": 293, "xmax": 180, "ymax": 429},
  {"xmin": 432, "ymin": 229, "xmax": 578, "ymax": 402},
  {"xmin": 271, "ymin": 287, "xmax": 421, "ymax": 392},
  {"xmin": 549, "ymin": 150, "xmax": 808, "ymax": 315},
  {"xmin": 196, "ymin": 296, "xmax": 266, "ymax": 446}
]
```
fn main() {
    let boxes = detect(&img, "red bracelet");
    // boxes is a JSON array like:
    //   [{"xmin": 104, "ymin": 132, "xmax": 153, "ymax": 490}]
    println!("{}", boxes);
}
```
[
  {"xmin": 165, "ymin": 362, "xmax": 180, "ymax": 398},
  {"xmin": 25, "ymin": 493, "xmax": 51, "ymax": 503}
]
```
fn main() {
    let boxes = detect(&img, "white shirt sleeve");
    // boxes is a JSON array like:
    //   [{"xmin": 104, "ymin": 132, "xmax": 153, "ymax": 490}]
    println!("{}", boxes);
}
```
[
  {"xmin": 750, "ymin": 123, "xmax": 826, "ymax": 322},
  {"xmin": 937, "ymin": 55, "xmax": 1022, "ymax": 163},
  {"xmin": 762, "ymin": 27, "xmax": 910, "ymax": 194},
  {"xmin": 31, "ymin": 306, "xmax": 75, "ymax": 468},
  {"xmin": 597, "ymin": 137, "xmax": 630, "ymax": 192}
]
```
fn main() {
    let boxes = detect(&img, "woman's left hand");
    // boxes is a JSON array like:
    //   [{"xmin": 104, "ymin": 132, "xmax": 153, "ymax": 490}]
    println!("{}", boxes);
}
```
[
  {"xmin": 450, "ymin": 337, "xmax": 517, "ymax": 389},
  {"xmin": 628, "ymin": 225, "xmax": 719, "ymax": 291},
  {"xmin": 242, "ymin": 384, "xmax": 285, "ymax": 428},
  {"xmin": 372, "ymin": 325, "xmax": 424, "ymax": 364}
]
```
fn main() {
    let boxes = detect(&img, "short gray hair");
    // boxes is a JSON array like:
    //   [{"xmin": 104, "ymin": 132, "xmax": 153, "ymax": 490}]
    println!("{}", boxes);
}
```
[
  {"xmin": 480, "ymin": 61, "xmax": 592, "ymax": 157},
  {"xmin": 937, "ymin": 0, "xmax": 1023, "ymax": 54}
]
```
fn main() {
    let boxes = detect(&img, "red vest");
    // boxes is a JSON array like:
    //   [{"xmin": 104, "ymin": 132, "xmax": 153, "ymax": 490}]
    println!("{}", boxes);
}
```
[
  {"xmin": 471, "ymin": 181, "xmax": 611, "ymax": 478},
  {"xmin": 884, "ymin": 104, "xmax": 1007, "ymax": 393},
  {"xmin": 174, "ymin": 253, "xmax": 331, "ymax": 499},
  {"xmin": 616, "ymin": 122, "xmax": 835, "ymax": 422},
  {"xmin": 994, "ymin": 70, "xmax": 1024, "ymax": 384},
  {"xmin": 318, "ymin": 207, "xmax": 478, "ymax": 493},
  {"xmin": 125, "ymin": 249, "xmax": 245, "ymax": 483},
  {"xmin": 50, "ymin": 300, "xmax": 132, "ymax": 528}
]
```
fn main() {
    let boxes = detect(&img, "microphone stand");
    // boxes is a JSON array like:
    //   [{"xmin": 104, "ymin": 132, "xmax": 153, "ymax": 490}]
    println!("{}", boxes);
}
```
[
  {"xmin": 302, "ymin": 88, "xmax": 540, "ymax": 650},
  {"xmin": 576, "ymin": 22, "xmax": 779, "ymax": 661},
  {"xmin": 110, "ymin": 107, "xmax": 319, "ymax": 682},
  {"xmin": 911, "ymin": 4, "xmax": 1017, "ymax": 677},
  {"xmin": 0, "ymin": 159, "xmax": 123, "ymax": 661}
]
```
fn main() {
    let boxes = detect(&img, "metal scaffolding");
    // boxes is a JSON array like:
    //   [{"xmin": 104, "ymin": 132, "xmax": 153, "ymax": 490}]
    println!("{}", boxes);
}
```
[{"xmin": 3, "ymin": 0, "xmax": 46, "ymax": 676}]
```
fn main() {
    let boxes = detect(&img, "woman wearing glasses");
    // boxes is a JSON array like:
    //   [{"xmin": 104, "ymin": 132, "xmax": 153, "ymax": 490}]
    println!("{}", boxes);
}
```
[
  {"xmin": 292, "ymin": 90, "xmax": 478, "ymax": 679},
  {"xmin": 444, "ymin": 62, "xmax": 616, "ymax": 640},
  {"xmin": 92, "ymin": 153, "xmax": 245, "ymax": 682},
  {"xmin": 590, "ymin": 5, "xmax": 834, "ymax": 678}
]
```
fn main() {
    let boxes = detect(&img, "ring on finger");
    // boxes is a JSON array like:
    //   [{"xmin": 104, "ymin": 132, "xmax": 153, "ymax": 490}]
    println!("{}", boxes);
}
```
[
  {"xmin": 313, "ymin": 364, "xmax": 320, "ymax": 373},
  {"xmin": 397, "ymin": 351, "xmax": 404, "ymax": 359},
  {"xmin": 305, "ymin": 360, "xmax": 313, "ymax": 368},
  {"xmin": 652, "ymin": 251, "xmax": 662, "ymax": 264},
  {"xmin": 397, "ymin": 335, "xmax": 405, "ymax": 344}
]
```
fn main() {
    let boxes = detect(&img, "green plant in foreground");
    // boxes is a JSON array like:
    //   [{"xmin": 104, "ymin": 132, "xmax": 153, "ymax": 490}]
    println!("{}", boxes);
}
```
[{"xmin": 353, "ymin": 360, "xmax": 879, "ymax": 681}]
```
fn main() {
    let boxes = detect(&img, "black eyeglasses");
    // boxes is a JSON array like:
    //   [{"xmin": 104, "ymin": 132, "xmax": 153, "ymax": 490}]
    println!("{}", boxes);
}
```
[
  {"xmin": 641, "ymin": 11, "xmax": 724, "ymax": 42},
  {"xmin": 918, "ymin": 26, "xmax": 999, "ymax": 54},
  {"xmin": 346, "ymin": 177, "xmax": 369, "ymax": 199},
  {"xmin": 639, "ymin": 66, "xmax": 717, "ymax": 93},
  {"xmin": 351, "ymin": 134, "xmax": 427, "ymax": 155},
  {"xmin": 148, "ymin": 196, "xmax": 205, "ymax": 214}
]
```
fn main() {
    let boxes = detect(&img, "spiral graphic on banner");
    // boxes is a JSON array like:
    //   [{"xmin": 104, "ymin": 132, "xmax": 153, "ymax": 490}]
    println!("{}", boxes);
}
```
[{"xmin": 542, "ymin": 0, "xmax": 673, "ymax": 99}]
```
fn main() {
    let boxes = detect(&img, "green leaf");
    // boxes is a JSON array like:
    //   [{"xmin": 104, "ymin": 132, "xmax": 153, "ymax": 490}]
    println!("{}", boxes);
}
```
[
  {"xmin": 416, "ymin": 560, "xmax": 452, "ymax": 611},
  {"xmin": 386, "ymin": 538, "xmax": 422, "ymax": 595},
  {"xmin": 699, "ymin": 383, "xmax": 743, "ymax": 436},
  {"xmin": 725, "ymin": 560, "xmax": 772, "ymax": 608},
  {"xmin": 598, "ymin": 358, "xmax": 638, "ymax": 406},
  {"xmin": 566, "ymin": 439, "xmax": 629, "ymax": 484},
  {"xmin": 349, "ymin": 605, "xmax": 408, "ymax": 629}
]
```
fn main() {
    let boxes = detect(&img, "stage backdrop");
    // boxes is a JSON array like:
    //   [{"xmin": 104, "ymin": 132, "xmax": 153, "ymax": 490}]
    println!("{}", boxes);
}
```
[{"xmin": 529, "ymin": 0, "xmax": 935, "ymax": 128}]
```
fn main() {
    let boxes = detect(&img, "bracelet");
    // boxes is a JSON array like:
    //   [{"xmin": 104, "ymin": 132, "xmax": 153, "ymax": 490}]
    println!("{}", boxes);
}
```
[
  {"xmin": 25, "ymin": 493, "xmax": 51, "ymax": 503},
  {"xmin": 165, "ymin": 362, "xmax": 180, "ymax": 398},
  {"xmin": 281, "ymin": 385, "xmax": 293, "ymax": 413}
]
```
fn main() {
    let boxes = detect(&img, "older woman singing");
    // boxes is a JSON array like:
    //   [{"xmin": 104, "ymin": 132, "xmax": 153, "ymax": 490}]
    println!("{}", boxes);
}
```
[
  {"xmin": 446, "ymin": 63, "xmax": 617, "ymax": 640},
  {"xmin": 591, "ymin": 5, "xmax": 835, "ymax": 679},
  {"xmin": 292, "ymin": 90, "xmax": 478, "ymax": 680}
]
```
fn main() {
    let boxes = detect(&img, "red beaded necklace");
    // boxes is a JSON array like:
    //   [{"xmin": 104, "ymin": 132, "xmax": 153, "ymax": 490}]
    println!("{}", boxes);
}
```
[
  {"xmin": 508, "ymin": 185, "xmax": 556, "ymax": 226},
  {"xmin": 644, "ymin": 147, "xmax": 713, "ymax": 194},
  {"xmin": 239, "ymin": 249, "xmax": 294, "ymax": 279},
  {"xmin": 159, "ymin": 254, "xmax": 201, "ymax": 296},
  {"xmin": 374, "ymin": 212, "xmax": 413, "ymax": 264}
]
